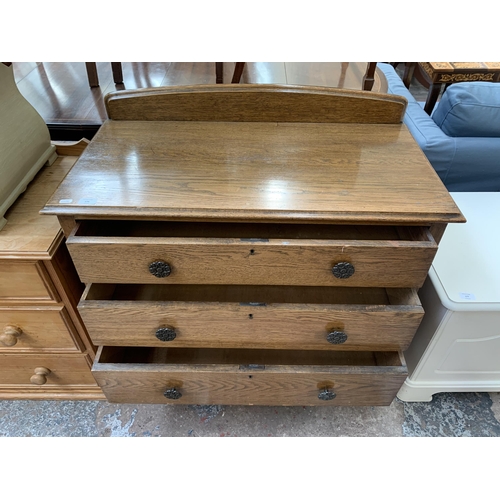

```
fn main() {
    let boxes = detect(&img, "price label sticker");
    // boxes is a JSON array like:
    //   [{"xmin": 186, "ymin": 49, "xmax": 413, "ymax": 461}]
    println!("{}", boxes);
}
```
[
  {"xmin": 78, "ymin": 198, "xmax": 97, "ymax": 205},
  {"xmin": 459, "ymin": 292, "xmax": 476, "ymax": 301}
]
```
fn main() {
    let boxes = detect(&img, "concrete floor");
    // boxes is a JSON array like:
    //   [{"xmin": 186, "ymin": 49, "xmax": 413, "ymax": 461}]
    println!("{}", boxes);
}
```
[{"xmin": 1, "ymin": 392, "xmax": 499, "ymax": 437}]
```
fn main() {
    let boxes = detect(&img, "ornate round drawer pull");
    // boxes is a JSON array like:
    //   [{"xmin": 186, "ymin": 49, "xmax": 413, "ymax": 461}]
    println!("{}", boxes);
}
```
[
  {"xmin": 30, "ymin": 367, "xmax": 51, "ymax": 386},
  {"xmin": 326, "ymin": 330, "xmax": 348, "ymax": 344},
  {"xmin": 332, "ymin": 262, "xmax": 355, "ymax": 279},
  {"xmin": 155, "ymin": 327, "xmax": 177, "ymax": 342},
  {"xmin": 318, "ymin": 389, "xmax": 336, "ymax": 401},
  {"xmin": 0, "ymin": 325, "xmax": 23, "ymax": 347},
  {"xmin": 149, "ymin": 260, "xmax": 172, "ymax": 278},
  {"xmin": 164, "ymin": 388, "xmax": 182, "ymax": 400}
]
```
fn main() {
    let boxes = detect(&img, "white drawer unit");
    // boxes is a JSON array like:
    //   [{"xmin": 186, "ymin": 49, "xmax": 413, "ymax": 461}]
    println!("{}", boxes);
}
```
[{"xmin": 398, "ymin": 192, "xmax": 500, "ymax": 402}]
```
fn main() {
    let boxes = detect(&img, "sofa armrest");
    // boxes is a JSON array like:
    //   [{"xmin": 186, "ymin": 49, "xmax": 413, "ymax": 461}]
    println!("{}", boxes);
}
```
[
  {"xmin": 378, "ymin": 63, "xmax": 457, "ymax": 185},
  {"xmin": 444, "ymin": 137, "xmax": 500, "ymax": 191}
]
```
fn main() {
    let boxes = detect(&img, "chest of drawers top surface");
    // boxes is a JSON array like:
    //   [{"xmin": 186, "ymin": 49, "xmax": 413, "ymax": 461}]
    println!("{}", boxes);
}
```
[{"xmin": 41, "ymin": 121, "xmax": 463, "ymax": 224}]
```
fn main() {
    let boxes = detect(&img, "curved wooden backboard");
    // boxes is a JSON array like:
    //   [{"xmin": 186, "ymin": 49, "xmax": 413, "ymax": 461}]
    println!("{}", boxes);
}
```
[{"xmin": 105, "ymin": 84, "xmax": 407, "ymax": 124}]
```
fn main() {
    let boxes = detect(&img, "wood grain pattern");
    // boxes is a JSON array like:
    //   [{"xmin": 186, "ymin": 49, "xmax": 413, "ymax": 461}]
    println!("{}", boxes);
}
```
[
  {"xmin": 0, "ymin": 261, "xmax": 55, "ymax": 301},
  {"xmin": 0, "ymin": 353, "xmax": 98, "ymax": 386},
  {"xmin": 41, "ymin": 120, "xmax": 464, "ymax": 224},
  {"xmin": 92, "ymin": 346, "xmax": 407, "ymax": 406},
  {"xmin": 0, "ymin": 306, "xmax": 79, "ymax": 351},
  {"xmin": 79, "ymin": 283, "xmax": 423, "ymax": 350},
  {"xmin": 105, "ymin": 84, "xmax": 407, "ymax": 123},
  {"xmin": 67, "ymin": 228, "xmax": 437, "ymax": 288}
]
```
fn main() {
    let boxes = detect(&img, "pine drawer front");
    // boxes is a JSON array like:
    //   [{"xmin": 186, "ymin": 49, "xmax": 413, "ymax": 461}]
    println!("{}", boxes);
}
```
[
  {"xmin": 0, "ymin": 306, "xmax": 79, "ymax": 351},
  {"xmin": 0, "ymin": 353, "xmax": 97, "ymax": 386},
  {"xmin": 67, "ymin": 221, "xmax": 437, "ymax": 288},
  {"xmin": 0, "ymin": 261, "xmax": 57, "ymax": 302},
  {"xmin": 93, "ymin": 347, "xmax": 408, "ymax": 406},
  {"xmin": 80, "ymin": 284, "xmax": 423, "ymax": 350}
]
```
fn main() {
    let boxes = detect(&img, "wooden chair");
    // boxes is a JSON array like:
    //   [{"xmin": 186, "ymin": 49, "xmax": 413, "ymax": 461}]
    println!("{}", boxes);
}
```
[
  {"xmin": 362, "ymin": 63, "xmax": 377, "ymax": 91},
  {"xmin": 216, "ymin": 62, "xmax": 246, "ymax": 84},
  {"xmin": 86, "ymin": 62, "xmax": 246, "ymax": 88},
  {"xmin": 85, "ymin": 62, "xmax": 123, "ymax": 87}
]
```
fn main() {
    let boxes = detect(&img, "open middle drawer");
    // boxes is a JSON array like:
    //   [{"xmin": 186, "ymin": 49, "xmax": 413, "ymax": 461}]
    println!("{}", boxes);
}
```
[
  {"xmin": 67, "ymin": 220, "xmax": 437, "ymax": 287},
  {"xmin": 79, "ymin": 284, "xmax": 424, "ymax": 351}
]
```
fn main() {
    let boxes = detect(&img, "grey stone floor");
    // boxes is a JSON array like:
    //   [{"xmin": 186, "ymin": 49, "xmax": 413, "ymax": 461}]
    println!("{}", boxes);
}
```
[{"xmin": 1, "ymin": 392, "xmax": 499, "ymax": 437}]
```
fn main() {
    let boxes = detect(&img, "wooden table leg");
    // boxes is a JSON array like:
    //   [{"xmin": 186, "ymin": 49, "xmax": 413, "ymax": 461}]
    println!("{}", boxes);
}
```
[
  {"xmin": 85, "ymin": 62, "xmax": 99, "ymax": 87},
  {"xmin": 403, "ymin": 62, "xmax": 416, "ymax": 89},
  {"xmin": 231, "ymin": 62, "xmax": 245, "ymax": 83},
  {"xmin": 215, "ymin": 62, "xmax": 223, "ymax": 84},
  {"xmin": 424, "ymin": 83, "xmax": 442, "ymax": 115},
  {"xmin": 362, "ymin": 62, "xmax": 377, "ymax": 91},
  {"xmin": 111, "ymin": 62, "xmax": 123, "ymax": 84}
]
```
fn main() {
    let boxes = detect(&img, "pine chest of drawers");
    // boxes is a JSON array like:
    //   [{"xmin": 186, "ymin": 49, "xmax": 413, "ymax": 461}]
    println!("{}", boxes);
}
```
[
  {"xmin": 0, "ymin": 156, "xmax": 103, "ymax": 400},
  {"xmin": 41, "ymin": 85, "xmax": 464, "ymax": 406}
]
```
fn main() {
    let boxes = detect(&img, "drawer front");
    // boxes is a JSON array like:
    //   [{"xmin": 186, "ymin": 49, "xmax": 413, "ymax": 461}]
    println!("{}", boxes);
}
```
[
  {"xmin": 67, "ymin": 225, "xmax": 437, "ymax": 288},
  {"xmin": 79, "ymin": 289, "xmax": 423, "ymax": 351},
  {"xmin": 0, "ymin": 306, "xmax": 79, "ymax": 351},
  {"xmin": 93, "ymin": 347, "xmax": 407, "ymax": 406},
  {"xmin": 0, "ymin": 353, "xmax": 97, "ymax": 386},
  {"xmin": 0, "ymin": 261, "xmax": 57, "ymax": 301}
]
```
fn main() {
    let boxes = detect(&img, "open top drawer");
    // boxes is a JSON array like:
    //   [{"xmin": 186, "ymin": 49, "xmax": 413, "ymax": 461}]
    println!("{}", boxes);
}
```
[
  {"xmin": 67, "ymin": 220, "xmax": 438, "ymax": 287},
  {"xmin": 79, "ymin": 283, "xmax": 423, "ymax": 351},
  {"xmin": 93, "ymin": 346, "xmax": 408, "ymax": 406}
]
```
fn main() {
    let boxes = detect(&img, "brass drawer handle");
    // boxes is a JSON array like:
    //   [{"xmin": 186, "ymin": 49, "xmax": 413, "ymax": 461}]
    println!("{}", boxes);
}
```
[
  {"xmin": 149, "ymin": 260, "xmax": 172, "ymax": 278},
  {"xmin": 155, "ymin": 327, "xmax": 177, "ymax": 342},
  {"xmin": 0, "ymin": 325, "xmax": 23, "ymax": 347},
  {"xmin": 332, "ymin": 262, "xmax": 355, "ymax": 279},
  {"xmin": 30, "ymin": 367, "xmax": 51, "ymax": 386},
  {"xmin": 326, "ymin": 330, "xmax": 348, "ymax": 344},
  {"xmin": 164, "ymin": 388, "xmax": 182, "ymax": 400},
  {"xmin": 318, "ymin": 389, "xmax": 336, "ymax": 401}
]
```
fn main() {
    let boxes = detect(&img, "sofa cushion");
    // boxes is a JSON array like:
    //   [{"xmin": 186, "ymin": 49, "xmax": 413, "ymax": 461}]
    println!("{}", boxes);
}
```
[{"xmin": 432, "ymin": 82, "xmax": 500, "ymax": 137}]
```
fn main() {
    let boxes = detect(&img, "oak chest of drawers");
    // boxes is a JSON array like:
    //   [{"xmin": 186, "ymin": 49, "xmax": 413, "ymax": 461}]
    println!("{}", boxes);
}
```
[
  {"xmin": 41, "ymin": 85, "xmax": 464, "ymax": 406},
  {"xmin": 0, "ymin": 156, "xmax": 103, "ymax": 399}
]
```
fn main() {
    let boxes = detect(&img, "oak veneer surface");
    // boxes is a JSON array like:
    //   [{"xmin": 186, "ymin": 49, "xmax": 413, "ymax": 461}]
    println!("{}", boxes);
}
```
[
  {"xmin": 104, "ymin": 85, "xmax": 406, "ymax": 123},
  {"xmin": 79, "ymin": 284, "xmax": 423, "ymax": 351},
  {"xmin": 42, "ymin": 120, "xmax": 464, "ymax": 224},
  {"xmin": 93, "ymin": 347, "xmax": 407, "ymax": 406}
]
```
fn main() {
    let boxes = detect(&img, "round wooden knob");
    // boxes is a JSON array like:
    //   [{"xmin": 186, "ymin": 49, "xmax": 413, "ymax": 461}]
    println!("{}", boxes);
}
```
[
  {"xmin": 149, "ymin": 260, "xmax": 172, "ymax": 278},
  {"xmin": 155, "ymin": 327, "xmax": 177, "ymax": 342},
  {"xmin": 326, "ymin": 330, "xmax": 348, "ymax": 344},
  {"xmin": 164, "ymin": 387, "xmax": 182, "ymax": 400},
  {"xmin": 318, "ymin": 389, "xmax": 336, "ymax": 401},
  {"xmin": 0, "ymin": 325, "xmax": 23, "ymax": 347},
  {"xmin": 332, "ymin": 262, "xmax": 355, "ymax": 279},
  {"xmin": 30, "ymin": 367, "xmax": 51, "ymax": 385}
]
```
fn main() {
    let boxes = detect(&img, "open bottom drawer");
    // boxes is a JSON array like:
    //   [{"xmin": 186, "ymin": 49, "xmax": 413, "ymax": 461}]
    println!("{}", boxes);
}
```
[{"xmin": 93, "ymin": 346, "xmax": 408, "ymax": 406}]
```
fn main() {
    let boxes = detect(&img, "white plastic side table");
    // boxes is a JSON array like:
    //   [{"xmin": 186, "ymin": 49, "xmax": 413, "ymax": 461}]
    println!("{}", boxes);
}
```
[{"xmin": 397, "ymin": 192, "xmax": 500, "ymax": 402}]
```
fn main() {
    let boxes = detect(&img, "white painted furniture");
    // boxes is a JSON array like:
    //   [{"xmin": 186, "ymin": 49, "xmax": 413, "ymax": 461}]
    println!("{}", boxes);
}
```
[
  {"xmin": 397, "ymin": 192, "xmax": 500, "ymax": 402},
  {"xmin": 0, "ymin": 63, "xmax": 57, "ymax": 231}
]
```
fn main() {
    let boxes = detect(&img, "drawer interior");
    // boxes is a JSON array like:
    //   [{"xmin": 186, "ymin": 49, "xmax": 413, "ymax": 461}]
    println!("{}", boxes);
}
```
[
  {"xmin": 97, "ymin": 346, "xmax": 405, "ymax": 368},
  {"xmin": 74, "ymin": 220, "xmax": 433, "ymax": 243},
  {"xmin": 84, "ymin": 283, "xmax": 420, "ymax": 306}
]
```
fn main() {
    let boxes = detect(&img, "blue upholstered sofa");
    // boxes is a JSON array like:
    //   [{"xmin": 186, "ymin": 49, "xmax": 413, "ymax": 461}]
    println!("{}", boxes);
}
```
[{"xmin": 378, "ymin": 63, "xmax": 500, "ymax": 191}]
